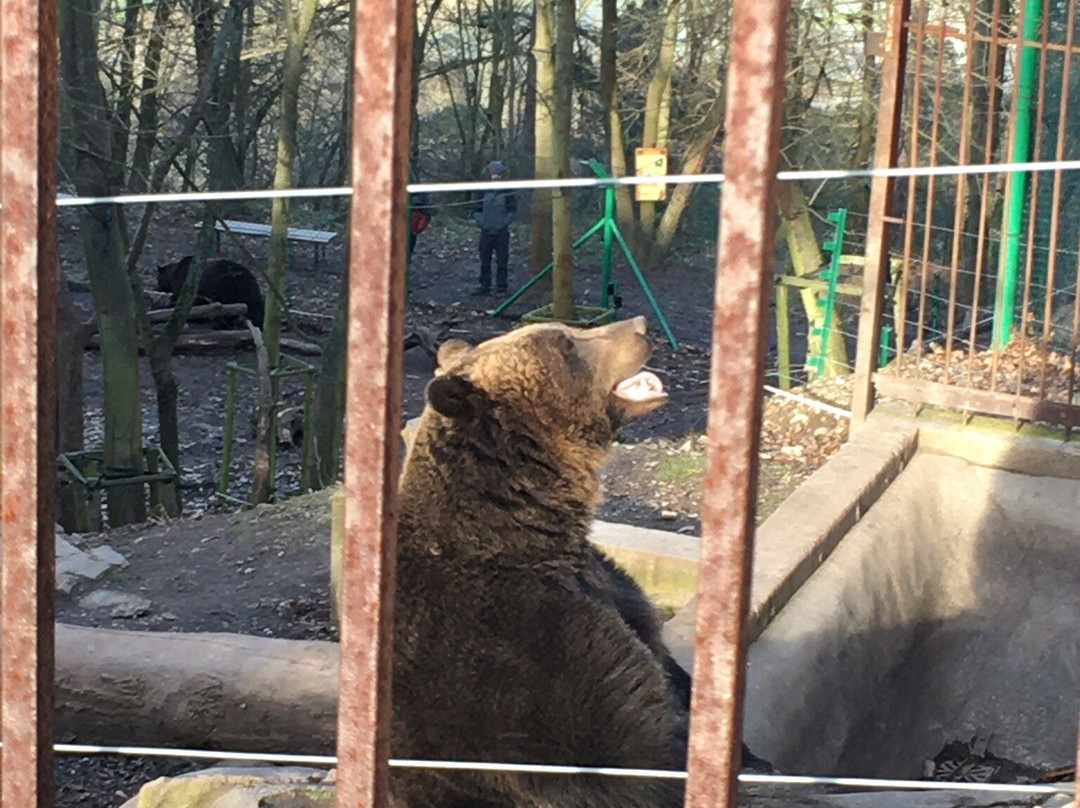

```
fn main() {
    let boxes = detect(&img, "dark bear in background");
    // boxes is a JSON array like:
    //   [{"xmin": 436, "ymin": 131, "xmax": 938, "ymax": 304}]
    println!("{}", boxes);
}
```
[{"xmin": 156, "ymin": 255, "xmax": 265, "ymax": 330}]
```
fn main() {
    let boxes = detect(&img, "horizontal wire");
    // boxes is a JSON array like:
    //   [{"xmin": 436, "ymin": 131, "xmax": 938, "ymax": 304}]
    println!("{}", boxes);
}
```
[
  {"xmin": 56, "ymin": 188, "xmax": 353, "ymax": 206},
  {"xmin": 49, "ymin": 156, "xmax": 1080, "ymax": 207},
  {"xmin": 762, "ymin": 385, "xmax": 853, "ymax": 418},
  {"xmin": 54, "ymin": 743, "xmax": 336, "ymax": 767},
  {"xmin": 46, "ymin": 743, "xmax": 1075, "ymax": 795}
]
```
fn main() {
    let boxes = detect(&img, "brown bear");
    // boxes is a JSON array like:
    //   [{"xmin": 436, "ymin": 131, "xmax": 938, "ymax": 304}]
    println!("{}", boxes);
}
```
[
  {"xmin": 399, "ymin": 349, "xmax": 686, "ymax": 704},
  {"xmin": 392, "ymin": 316, "xmax": 762, "ymax": 808},
  {"xmin": 404, "ymin": 332, "xmax": 773, "ymax": 778},
  {"xmin": 156, "ymin": 255, "xmax": 265, "ymax": 329}
]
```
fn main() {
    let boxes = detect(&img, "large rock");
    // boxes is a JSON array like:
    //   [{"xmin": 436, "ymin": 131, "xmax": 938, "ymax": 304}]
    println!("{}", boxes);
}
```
[
  {"xmin": 118, "ymin": 764, "xmax": 335, "ymax": 808},
  {"xmin": 56, "ymin": 533, "xmax": 128, "ymax": 594}
]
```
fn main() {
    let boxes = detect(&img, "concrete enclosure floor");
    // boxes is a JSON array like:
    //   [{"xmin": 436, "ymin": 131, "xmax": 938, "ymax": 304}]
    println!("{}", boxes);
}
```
[{"xmin": 742, "ymin": 450, "xmax": 1080, "ymax": 779}]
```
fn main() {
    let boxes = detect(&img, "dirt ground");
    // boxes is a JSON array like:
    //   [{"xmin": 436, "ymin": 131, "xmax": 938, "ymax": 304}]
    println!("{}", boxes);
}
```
[{"xmin": 54, "ymin": 205, "xmax": 846, "ymax": 807}]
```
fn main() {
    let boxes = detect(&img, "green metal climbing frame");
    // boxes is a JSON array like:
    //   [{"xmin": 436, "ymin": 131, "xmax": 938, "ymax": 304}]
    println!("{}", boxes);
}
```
[{"xmin": 489, "ymin": 159, "xmax": 678, "ymax": 349}]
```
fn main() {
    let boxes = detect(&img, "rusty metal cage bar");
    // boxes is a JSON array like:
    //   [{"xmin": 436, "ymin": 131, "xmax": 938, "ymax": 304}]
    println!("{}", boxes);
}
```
[
  {"xmin": 914, "ymin": 6, "xmax": 948, "ymax": 370},
  {"xmin": 987, "ymin": 0, "xmax": 1028, "ymax": 394},
  {"xmin": 852, "ymin": 0, "xmax": 913, "ymax": 424},
  {"xmin": 1013, "ymin": 0, "xmax": 1054, "ymax": 399},
  {"xmin": 1038, "ymin": 0, "xmax": 1074, "ymax": 399},
  {"xmin": 964, "ymin": 0, "xmax": 1005, "ymax": 391},
  {"xmin": 334, "ymin": 0, "xmax": 413, "ymax": 805},
  {"xmin": 942, "ymin": 0, "xmax": 980, "ymax": 385},
  {"xmin": 0, "ymin": 0, "xmax": 60, "ymax": 799},
  {"xmin": 686, "ymin": 0, "xmax": 788, "ymax": 807},
  {"xmin": 898, "ymin": 0, "xmax": 928, "ymax": 378}
]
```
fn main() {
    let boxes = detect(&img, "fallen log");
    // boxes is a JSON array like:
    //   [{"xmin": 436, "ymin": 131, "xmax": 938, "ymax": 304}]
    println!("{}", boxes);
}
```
[
  {"xmin": 145, "ymin": 302, "xmax": 250, "ymax": 323},
  {"xmin": 54, "ymin": 623, "xmax": 340, "ymax": 754},
  {"xmin": 86, "ymin": 330, "xmax": 324, "ymax": 357}
]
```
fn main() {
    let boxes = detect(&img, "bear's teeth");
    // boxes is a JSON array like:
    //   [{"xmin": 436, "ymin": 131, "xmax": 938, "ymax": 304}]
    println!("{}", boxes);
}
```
[{"xmin": 614, "ymin": 371, "xmax": 666, "ymax": 402}]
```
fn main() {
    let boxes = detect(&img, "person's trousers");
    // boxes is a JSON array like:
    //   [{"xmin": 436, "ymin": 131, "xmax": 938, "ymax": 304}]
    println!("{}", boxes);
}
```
[{"xmin": 478, "ymin": 229, "xmax": 510, "ymax": 290}]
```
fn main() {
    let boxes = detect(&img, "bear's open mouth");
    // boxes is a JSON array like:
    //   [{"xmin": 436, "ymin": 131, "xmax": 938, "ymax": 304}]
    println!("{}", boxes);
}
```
[{"xmin": 612, "ymin": 371, "xmax": 667, "ymax": 403}]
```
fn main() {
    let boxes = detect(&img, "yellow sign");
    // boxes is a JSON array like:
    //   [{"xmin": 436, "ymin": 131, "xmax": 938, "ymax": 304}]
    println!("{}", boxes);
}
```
[{"xmin": 635, "ymin": 148, "xmax": 668, "ymax": 202}]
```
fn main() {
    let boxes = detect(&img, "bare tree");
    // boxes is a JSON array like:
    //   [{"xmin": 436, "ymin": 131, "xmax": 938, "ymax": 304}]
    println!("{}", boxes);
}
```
[
  {"xmin": 531, "ymin": 0, "xmax": 555, "ymax": 275},
  {"xmin": 59, "ymin": 0, "xmax": 147, "ymax": 526},
  {"xmin": 251, "ymin": 0, "xmax": 321, "ymax": 503},
  {"xmin": 550, "ymin": 0, "xmax": 575, "ymax": 319},
  {"xmin": 637, "ymin": 0, "xmax": 679, "ymax": 239}
]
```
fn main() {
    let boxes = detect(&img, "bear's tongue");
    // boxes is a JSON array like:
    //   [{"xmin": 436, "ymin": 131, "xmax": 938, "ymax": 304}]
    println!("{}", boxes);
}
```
[{"xmin": 613, "ymin": 371, "xmax": 666, "ymax": 402}]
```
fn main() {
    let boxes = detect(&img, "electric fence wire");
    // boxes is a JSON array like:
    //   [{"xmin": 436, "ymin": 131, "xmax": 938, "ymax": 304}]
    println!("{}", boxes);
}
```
[{"xmin": 41, "ymin": 743, "xmax": 1077, "ymax": 796}]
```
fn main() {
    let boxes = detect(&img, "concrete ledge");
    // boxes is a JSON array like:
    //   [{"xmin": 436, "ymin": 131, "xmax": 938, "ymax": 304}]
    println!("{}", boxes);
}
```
[
  {"xmin": 746, "ymin": 415, "xmax": 917, "ymax": 639},
  {"xmin": 662, "ymin": 415, "xmax": 918, "ymax": 669},
  {"xmin": 914, "ymin": 417, "xmax": 1080, "ymax": 480},
  {"xmin": 589, "ymin": 521, "xmax": 700, "ymax": 612}
]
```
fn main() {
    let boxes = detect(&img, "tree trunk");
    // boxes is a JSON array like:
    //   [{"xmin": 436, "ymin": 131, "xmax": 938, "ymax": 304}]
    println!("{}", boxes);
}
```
[
  {"xmin": 650, "ymin": 94, "xmax": 725, "ymax": 257},
  {"xmin": 252, "ymin": 0, "xmax": 320, "ymax": 503},
  {"xmin": 121, "ymin": 4, "xmax": 243, "ymax": 517},
  {"xmin": 192, "ymin": 0, "xmax": 247, "ymax": 197},
  {"xmin": 411, "ymin": 0, "xmax": 445, "ymax": 163},
  {"xmin": 56, "ymin": 278, "xmax": 93, "ymax": 533},
  {"xmin": 485, "ymin": 0, "xmax": 507, "ymax": 154},
  {"xmin": 849, "ymin": 0, "xmax": 878, "ymax": 236},
  {"xmin": 600, "ymin": 0, "xmax": 636, "ymax": 241},
  {"xmin": 550, "ymin": 0, "xmax": 575, "ymax": 321},
  {"xmin": 140, "ymin": 228, "xmax": 220, "ymax": 518},
  {"xmin": 638, "ymin": 0, "xmax": 680, "ymax": 238},
  {"xmin": 59, "ymin": 0, "xmax": 147, "ymax": 527},
  {"xmin": 303, "ymin": 270, "xmax": 348, "ymax": 490},
  {"xmin": 54, "ymin": 624, "xmax": 339, "ymax": 754},
  {"xmin": 522, "ymin": 4, "xmax": 537, "ymax": 159},
  {"xmin": 128, "ymin": 0, "xmax": 173, "ymax": 193},
  {"xmin": 113, "ymin": 0, "xmax": 142, "ymax": 170},
  {"xmin": 249, "ymin": 323, "xmax": 274, "ymax": 505},
  {"xmin": 530, "ymin": 0, "xmax": 555, "ymax": 276}
]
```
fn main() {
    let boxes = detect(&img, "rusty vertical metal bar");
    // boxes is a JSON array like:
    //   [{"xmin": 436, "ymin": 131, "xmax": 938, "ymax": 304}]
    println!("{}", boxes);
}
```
[
  {"xmin": 914, "ymin": 12, "xmax": 947, "ymax": 359},
  {"xmin": 943, "ymin": 0, "xmax": 979, "ymax": 384},
  {"xmin": 334, "ymin": 0, "xmax": 413, "ymax": 804},
  {"xmin": 685, "ymin": 0, "xmax": 787, "ymax": 806},
  {"xmin": 0, "ymin": 0, "xmax": 60, "ymax": 795},
  {"xmin": 1075, "ymin": 721, "xmax": 1080, "ymax": 808},
  {"xmin": 898, "ymin": 1, "xmax": 929, "ymax": 377},
  {"xmin": 988, "ymin": 0, "xmax": 1029, "ymax": 393},
  {"xmin": 1014, "ymin": 0, "xmax": 1052, "ymax": 398},
  {"xmin": 965, "ymin": 0, "xmax": 1005, "ymax": 382},
  {"xmin": 852, "ymin": 0, "xmax": 912, "ymax": 424},
  {"xmin": 1039, "ymin": 0, "xmax": 1075, "ymax": 399}
]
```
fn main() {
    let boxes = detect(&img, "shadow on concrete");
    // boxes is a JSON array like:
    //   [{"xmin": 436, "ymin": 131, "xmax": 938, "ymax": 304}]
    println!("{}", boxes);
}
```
[{"xmin": 667, "ymin": 415, "xmax": 1080, "ymax": 783}]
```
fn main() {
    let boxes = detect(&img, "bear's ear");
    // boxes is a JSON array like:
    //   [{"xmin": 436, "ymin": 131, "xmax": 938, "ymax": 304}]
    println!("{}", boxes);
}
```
[
  {"xmin": 426, "ymin": 373, "xmax": 483, "ymax": 420},
  {"xmin": 435, "ymin": 339, "xmax": 472, "ymax": 371}
]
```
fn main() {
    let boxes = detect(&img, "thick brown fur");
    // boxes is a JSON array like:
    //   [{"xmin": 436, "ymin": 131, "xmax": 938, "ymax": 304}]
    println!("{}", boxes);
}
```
[
  {"xmin": 401, "ymin": 334, "xmax": 771, "ymax": 775},
  {"xmin": 392, "ymin": 317, "xmax": 691, "ymax": 808}
]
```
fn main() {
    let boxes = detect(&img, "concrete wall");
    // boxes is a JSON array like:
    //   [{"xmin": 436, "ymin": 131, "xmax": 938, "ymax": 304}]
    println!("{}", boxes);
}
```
[{"xmin": 743, "ymin": 451, "xmax": 1080, "ymax": 778}]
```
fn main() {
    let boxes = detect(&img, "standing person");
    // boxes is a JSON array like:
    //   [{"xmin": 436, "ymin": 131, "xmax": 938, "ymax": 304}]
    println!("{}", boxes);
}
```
[
  {"xmin": 408, "ymin": 189, "xmax": 433, "ymax": 258},
  {"xmin": 471, "ymin": 160, "xmax": 517, "ymax": 295}
]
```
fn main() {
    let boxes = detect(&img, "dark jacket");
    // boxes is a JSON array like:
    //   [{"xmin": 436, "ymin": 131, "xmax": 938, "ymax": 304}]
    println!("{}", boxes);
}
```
[{"xmin": 473, "ymin": 189, "xmax": 517, "ymax": 234}]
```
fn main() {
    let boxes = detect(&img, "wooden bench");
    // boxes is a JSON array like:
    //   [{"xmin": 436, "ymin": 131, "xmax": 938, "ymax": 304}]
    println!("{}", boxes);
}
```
[{"xmin": 197, "ymin": 219, "xmax": 339, "ymax": 269}]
